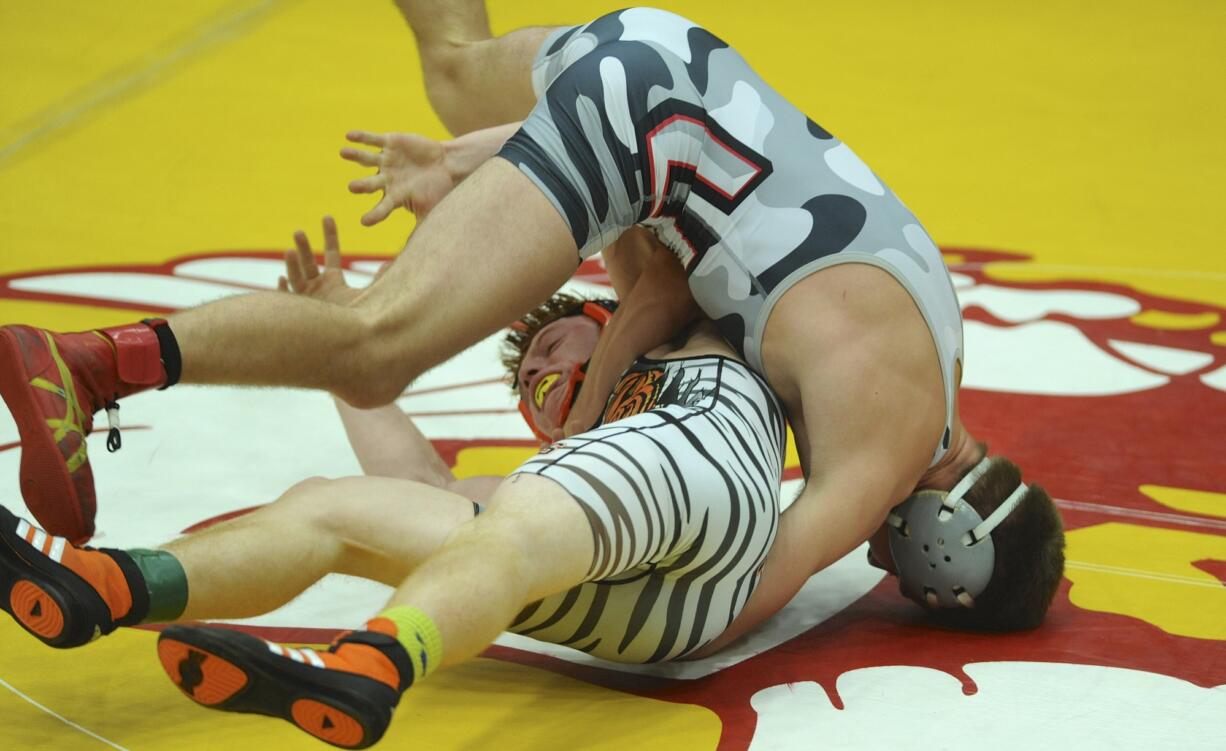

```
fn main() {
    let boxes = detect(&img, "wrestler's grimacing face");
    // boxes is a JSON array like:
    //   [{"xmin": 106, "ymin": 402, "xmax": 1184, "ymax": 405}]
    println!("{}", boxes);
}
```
[{"xmin": 517, "ymin": 315, "xmax": 601, "ymax": 437}]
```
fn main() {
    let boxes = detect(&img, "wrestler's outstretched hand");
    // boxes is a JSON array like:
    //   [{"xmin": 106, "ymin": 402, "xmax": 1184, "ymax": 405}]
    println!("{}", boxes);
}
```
[
  {"xmin": 277, "ymin": 215, "xmax": 361, "ymax": 305},
  {"xmin": 342, "ymin": 130, "xmax": 455, "ymax": 225}
]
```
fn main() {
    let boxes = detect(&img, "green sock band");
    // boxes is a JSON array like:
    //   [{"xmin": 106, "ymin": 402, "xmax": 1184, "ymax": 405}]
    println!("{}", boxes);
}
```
[
  {"xmin": 126, "ymin": 548, "xmax": 189, "ymax": 623},
  {"xmin": 378, "ymin": 606, "xmax": 443, "ymax": 681}
]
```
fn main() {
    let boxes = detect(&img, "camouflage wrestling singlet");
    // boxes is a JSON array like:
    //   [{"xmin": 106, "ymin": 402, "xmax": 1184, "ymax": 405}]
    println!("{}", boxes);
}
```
[{"xmin": 499, "ymin": 7, "xmax": 964, "ymax": 463}]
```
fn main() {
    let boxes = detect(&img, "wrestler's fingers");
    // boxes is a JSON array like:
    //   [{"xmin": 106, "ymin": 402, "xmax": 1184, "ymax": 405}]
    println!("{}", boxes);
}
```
[
  {"xmin": 361, "ymin": 197, "xmax": 395, "ymax": 227},
  {"xmin": 322, "ymin": 215, "xmax": 341, "ymax": 269},
  {"xmin": 348, "ymin": 174, "xmax": 385, "ymax": 195},
  {"xmin": 276, "ymin": 276, "xmax": 288, "ymax": 292},
  {"xmin": 346, "ymin": 130, "xmax": 387, "ymax": 148},
  {"xmin": 284, "ymin": 249, "xmax": 306, "ymax": 292},
  {"xmin": 339, "ymin": 147, "xmax": 380, "ymax": 167},
  {"xmin": 293, "ymin": 230, "xmax": 319, "ymax": 279}
]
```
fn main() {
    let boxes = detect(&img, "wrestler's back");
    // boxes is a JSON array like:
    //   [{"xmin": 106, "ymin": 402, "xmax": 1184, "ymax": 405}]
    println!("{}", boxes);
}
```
[
  {"xmin": 619, "ymin": 10, "xmax": 963, "ymax": 490},
  {"xmin": 621, "ymin": 15, "xmax": 958, "ymax": 497}
]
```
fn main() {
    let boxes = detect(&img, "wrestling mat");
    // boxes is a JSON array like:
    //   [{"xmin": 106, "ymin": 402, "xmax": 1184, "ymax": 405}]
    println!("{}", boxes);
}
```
[{"xmin": 1, "ymin": 1, "xmax": 1223, "ymax": 748}]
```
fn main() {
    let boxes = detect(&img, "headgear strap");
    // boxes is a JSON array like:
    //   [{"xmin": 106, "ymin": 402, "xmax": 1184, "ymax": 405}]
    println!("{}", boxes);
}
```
[
  {"xmin": 945, "ymin": 457, "xmax": 993, "ymax": 507},
  {"xmin": 964, "ymin": 482, "xmax": 1029, "ymax": 546},
  {"xmin": 886, "ymin": 456, "xmax": 1030, "ymax": 610}
]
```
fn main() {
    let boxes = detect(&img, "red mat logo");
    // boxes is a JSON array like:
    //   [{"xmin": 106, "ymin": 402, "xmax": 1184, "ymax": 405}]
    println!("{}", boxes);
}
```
[{"xmin": 2, "ymin": 249, "xmax": 1224, "ymax": 749}]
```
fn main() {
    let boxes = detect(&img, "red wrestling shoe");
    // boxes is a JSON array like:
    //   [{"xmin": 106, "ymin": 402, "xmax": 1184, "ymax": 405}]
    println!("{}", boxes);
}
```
[{"xmin": 0, "ymin": 321, "xmax": 169, "ymax": 543}]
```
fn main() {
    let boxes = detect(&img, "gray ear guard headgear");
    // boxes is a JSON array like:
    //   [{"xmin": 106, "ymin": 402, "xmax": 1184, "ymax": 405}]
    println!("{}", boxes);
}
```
[{"xmin": 886, "ymin": 457, "xmax": 1028, "ymax": 609}]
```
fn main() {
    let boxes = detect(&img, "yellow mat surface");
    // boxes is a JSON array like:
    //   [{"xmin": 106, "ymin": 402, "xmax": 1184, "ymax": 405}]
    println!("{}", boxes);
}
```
[{"xmin": 2, "ymin": 2, "xmax": 1223, "ymax": 749}]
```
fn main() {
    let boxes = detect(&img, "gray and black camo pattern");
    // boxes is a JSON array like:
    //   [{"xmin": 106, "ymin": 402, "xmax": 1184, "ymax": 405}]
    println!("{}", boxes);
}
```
[{"xmin": 499, "ymin": 8, "xmax": 963, "ymax": 460}]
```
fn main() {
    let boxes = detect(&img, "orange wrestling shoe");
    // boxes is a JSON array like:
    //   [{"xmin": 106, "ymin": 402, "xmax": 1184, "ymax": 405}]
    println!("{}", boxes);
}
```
[
  {"xmin": 0, "ymin": 321, "xmax": 169, "ymax": 542},
  {"xmin": 159, "ymin": 626, "xmax": 411, "ymax": 749},
  {"xmin": 0, "ymin": 505, "xmax": 142, "ymax": 647}
]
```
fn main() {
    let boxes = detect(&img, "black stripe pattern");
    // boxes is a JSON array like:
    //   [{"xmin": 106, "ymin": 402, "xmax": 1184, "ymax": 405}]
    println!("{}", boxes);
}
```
[{"xmin": 511, "ymin": 355, "xmax": 785, "ymax": 663}]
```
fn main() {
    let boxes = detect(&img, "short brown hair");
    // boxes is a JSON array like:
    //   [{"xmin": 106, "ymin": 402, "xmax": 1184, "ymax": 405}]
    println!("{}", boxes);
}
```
[
  {"xmin": 932, "ymin": 455, "xmax": 1066, "ymax": 631},
  {"xmin": 500, "ymin": 293, "xmax": 611, "ymax": 394}
]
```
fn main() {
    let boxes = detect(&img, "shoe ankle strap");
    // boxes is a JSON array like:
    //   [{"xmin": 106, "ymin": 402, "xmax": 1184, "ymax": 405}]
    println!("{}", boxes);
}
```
[{"xmin": 334, "ymin": 630, "xmax": 417, "ymax": 694}]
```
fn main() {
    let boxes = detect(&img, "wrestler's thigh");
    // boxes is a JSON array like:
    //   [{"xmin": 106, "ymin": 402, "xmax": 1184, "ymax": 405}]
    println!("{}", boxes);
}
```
[
  {"xmin": 508, "ymin": 402, "xmax": 785, "ymax": 662},
  {"xmin": 441, "ymin": 27, "xmax": 558, "ymax": 130},
  {"xmin": 475, "ymin": 473, "xmax": 597, "ymax": 603},
  {"xmin": 350, "ymin": 158, "xmax": 580, "ymax": 377},
  {"xmin": 498, "ymin": 30, "xmax": 704, "ymax": 258},
  {"xmin": 290, "ymin": 475, "xmax": 478, "ymax": 586}
]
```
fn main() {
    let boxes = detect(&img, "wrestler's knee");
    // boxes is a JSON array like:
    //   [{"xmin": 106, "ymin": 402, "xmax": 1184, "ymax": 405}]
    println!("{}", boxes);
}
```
[
  {"xmin": 269, "ymin": 476, "xmax": 371, "ymax": 540},
  {"xmin": 329, "ymin": 308, "xmax": 424, "ymax": 408},
  {"xmin": 270, "ymin": 476, "xmax": 337, "ymax": 518},
  {"xmin": 418, "ymin": 40, "xmax": 486, "ymax": 118},
  {"xmin": 441, "ymin": 511, "xmax": 516, "ymax": 550},
  {"xmin": 439, "ymin": 511, "xmax": 538, "ymax": 576},
  {"xmin": 332, "ymin": 374, "xmax": 411, "ymax": 410},
  {"xmin": 418, "ymin": 38, "xmax": 472, "ymax": 87},
  {"xmin": 457, "ymin": 477, "xmax": 595, "ymax": 593}
]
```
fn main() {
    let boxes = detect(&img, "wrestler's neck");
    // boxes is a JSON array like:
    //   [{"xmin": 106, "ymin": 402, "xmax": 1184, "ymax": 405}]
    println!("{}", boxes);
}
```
[{"xmin": 914, "ymin": 421, "xmax": 983, "ymax": 492}]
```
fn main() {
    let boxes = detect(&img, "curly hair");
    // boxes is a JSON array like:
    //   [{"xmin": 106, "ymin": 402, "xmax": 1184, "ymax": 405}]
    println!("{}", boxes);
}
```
[{"xmin": 500, "ymin": 293, "xmax": 616, "ymax": 394}]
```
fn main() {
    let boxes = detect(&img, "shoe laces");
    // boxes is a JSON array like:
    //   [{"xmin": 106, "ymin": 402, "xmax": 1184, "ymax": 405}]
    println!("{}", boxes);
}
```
[{"xmin": 104, "ymin": 400, "xmax": 122, "ymax": 452}]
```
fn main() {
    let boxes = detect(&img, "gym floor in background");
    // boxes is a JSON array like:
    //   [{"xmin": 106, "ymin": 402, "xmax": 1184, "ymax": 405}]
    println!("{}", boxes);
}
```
[{"xmin": 1, "ymin": 1, "xmax": 1223, "ymax": 748}]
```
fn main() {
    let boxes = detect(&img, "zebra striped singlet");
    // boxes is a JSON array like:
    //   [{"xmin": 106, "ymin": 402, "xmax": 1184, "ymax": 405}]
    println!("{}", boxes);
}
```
[{"xmin": 510, "ymin": 353, "xmax": 785, "ymax": 663}]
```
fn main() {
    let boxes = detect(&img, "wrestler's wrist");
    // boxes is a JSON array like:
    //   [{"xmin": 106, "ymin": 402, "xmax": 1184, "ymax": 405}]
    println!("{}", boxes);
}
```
[
  {"xmin": 440, "ymin": 139, "xmax": 466, "ymax": 183},
  {"xmin": 443, "ymin": 122, "xmax": 521, "ymax": 183},
  {"xmin": 442, "ymin": 133, "xmax": 488, "ymax": 184}
]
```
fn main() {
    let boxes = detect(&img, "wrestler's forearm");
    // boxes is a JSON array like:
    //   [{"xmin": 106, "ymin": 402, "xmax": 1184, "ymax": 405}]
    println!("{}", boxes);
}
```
[
  {"xmin": 444, "ymin": 121, "xmax": 523, "ymax": 184},
  {"xmin": 601, "ymin": 228, "xmax": 656, "ymax": 299},
  {"xmin": 584, "ymin": 296, "xmax": 693, "ymax": 408},
  {"xmin": 334, "ymin": 398, "xmax": 455, "ymax": 485},
  {"xmin": 579, "ymin": 249, "xmax": 700, "ymax": 419},
  {"xmin": 333, "ymin": 398, "xmax": 502, "ymax": 502}
]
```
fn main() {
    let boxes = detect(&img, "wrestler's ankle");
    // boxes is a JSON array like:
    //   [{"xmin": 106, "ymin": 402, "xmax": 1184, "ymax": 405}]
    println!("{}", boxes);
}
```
[
  {"xmin": 51, "ymin": 544, "xmax": 184, "ymax": 626},
  {"xmin": 120, "ymin": 548, "xmax": 189, "ymax": 624},
  {"xmin": 357, "ymin": 606, "xmax": 443, "ymax": 691},
  {"xmin": 93, "ymin": 318, "xmax": 181, "ymax": 392}
]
